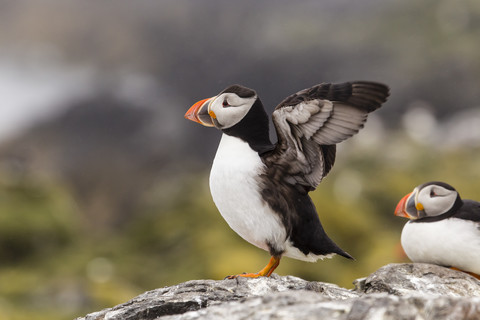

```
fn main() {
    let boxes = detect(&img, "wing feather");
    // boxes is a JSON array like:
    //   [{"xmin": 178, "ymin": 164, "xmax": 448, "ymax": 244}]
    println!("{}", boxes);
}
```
[{"xmin": 262, "ymin": 81, "xmax": 389, "ymax": 193}]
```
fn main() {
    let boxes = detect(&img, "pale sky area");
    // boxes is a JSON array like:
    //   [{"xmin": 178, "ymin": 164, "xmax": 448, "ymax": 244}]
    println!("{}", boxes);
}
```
[{"xmin": 0, "ymin": 58, "xmax": 94, "ymax": 143}]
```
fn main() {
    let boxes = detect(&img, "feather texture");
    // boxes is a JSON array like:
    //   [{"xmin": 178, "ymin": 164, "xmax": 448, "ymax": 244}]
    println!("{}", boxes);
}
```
[{"xmin": 262, "ymin": 81, "xmax": 389, "ymax": 193}]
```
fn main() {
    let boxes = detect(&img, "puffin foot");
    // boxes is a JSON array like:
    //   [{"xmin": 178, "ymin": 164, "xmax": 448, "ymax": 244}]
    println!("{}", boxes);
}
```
[
  {"xmin": 450, "ymin": 267, "xmax": 480, "ymax": 280},
  {"xmin": 225, "ymin": 256, "xmax": 281, "ymax": 279}
]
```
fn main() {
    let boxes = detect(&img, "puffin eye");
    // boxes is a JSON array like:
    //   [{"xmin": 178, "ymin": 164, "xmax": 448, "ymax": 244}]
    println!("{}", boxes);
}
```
[
  {"xmin": 430, "ymin": 190, "xmax": 437, "ymax": 197},
  {"xmin": 222, "ymin": 99, "xmax": 229, "ymax": 107}
]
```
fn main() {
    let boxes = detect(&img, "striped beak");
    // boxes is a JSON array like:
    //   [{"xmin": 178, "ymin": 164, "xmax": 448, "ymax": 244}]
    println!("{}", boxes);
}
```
[
  {"xmin": 184, "ymin": 98, "xmax": 215, "ymax": 127},
  {"xmin": 394, "ymin": 189, "xmax": 425, "ymax": 219}
]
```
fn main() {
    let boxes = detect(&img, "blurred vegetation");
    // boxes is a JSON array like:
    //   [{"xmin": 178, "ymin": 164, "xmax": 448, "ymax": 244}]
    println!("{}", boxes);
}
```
[{"xmin": 1, "ymin": 133, "xmax": 479, "ymax": 320}]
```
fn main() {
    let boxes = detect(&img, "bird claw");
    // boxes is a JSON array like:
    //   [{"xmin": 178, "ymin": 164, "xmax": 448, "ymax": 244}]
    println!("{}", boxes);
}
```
[
  {"xmin": 224, "ymin": 272, "xmax": 260, "ymax": 279},
  {"xmin": 224, "ymin": 256, "xmax": 281, "ymax": 279},
  {"xmin": 451, "ymin": 267, "xmax": 480, "ymax": 280}
]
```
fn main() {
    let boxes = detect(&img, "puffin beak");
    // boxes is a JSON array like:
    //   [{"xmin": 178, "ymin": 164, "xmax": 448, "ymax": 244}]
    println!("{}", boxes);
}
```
[
  {"xmin": 394, "ymin": 191, "xmax": 419, "ymax": 219},
  {"xmin": 184, "ymin": 97, "xmax": 215, "ymax": 127}
]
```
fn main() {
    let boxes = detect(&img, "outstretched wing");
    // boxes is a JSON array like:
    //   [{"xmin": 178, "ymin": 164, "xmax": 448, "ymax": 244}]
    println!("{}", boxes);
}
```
[{"xmin": 262, "ymin": 81, "xmax": 389, "ymax": 194}]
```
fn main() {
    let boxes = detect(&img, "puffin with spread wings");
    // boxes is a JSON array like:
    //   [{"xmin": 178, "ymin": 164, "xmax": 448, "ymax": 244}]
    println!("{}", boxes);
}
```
[{"xmin": 185, "ymin": 81, "xmax": 389, "ymax": 278}]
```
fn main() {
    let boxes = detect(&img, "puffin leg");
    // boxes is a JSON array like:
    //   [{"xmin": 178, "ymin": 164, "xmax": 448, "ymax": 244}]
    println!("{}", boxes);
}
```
[
  {"xmin": 451, "ymin": 267, "xmax": 480, "ymax": 280},
  {"xmin": 225, "ymin": 256, "xmax": 281, "ymax": 279}
]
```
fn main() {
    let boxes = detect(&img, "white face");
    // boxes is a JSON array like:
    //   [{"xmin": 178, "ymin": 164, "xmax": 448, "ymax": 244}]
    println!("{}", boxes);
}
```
[
  {"xmin": 415, "ymin": 184, "xmax": 458, "ymax": 217},
  {"xmin": 208, "ymin": 92, "xmax": 257, "ymax": 129}
]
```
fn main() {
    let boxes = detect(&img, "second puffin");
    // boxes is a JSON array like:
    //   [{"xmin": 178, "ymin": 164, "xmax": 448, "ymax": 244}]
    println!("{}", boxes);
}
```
[{"xmin": 185, "ymin": 81, "xmax": 389, "ymax": 278}]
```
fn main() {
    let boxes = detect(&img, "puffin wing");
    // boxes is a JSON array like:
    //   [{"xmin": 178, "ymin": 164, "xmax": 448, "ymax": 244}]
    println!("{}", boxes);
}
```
[
  {"xmin": 262, "ymin": 81, "xmax": 389, "ymax": 193},
  {"xmin": 454, "ymin": 200, "xmax": 480, "ymax": 225}
]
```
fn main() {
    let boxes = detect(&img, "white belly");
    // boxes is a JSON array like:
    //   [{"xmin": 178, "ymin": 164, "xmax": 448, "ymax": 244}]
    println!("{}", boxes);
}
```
[
  {"xmin": 401, "ymin": 218, "xmax": 480, "ymax": 274},
  {"xmin": 209, "ymin": 134, "xmax": 286, "ymax": 253}
]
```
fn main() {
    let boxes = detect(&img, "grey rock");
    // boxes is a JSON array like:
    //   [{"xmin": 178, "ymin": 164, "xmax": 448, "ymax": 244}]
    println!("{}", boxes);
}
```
[
  {"xmin": 163, "ymin": 292, "xmax": 480, "ymax": 320},
  {"xmin": 362, "ymin": 263, "xmax": 480, "ymax": 297},
  {"xmin": 76, "ymin": 263, "xmax": 480, "ymax": 320}
]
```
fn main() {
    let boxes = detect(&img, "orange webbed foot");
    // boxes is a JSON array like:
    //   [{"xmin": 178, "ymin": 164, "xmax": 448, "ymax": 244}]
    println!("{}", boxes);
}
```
[
  {"xmin": 225, "ymin": 272, "xmax": 262, "ymax": 279},
  {"xmin": 225, "ymin": 256, "xmax": 281, "ymax": 279},
  {"xmin": 450, "ymin": 267, "xmax": 480, "ymax": 280}
]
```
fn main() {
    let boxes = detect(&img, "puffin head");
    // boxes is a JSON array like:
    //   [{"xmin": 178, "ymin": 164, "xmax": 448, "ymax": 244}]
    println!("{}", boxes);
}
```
[
  {"xmin": 184, "ymin": 85, "xmax": 257, "ymax": 130},
  {"xmin": 394, "ymin": 181, "xmax": 461, "ymax": 220}
]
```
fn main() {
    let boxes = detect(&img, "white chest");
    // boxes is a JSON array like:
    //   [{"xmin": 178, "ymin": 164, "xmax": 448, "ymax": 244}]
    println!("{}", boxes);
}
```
[
  {"xmin": 209, "ymin": 134, "xmax": 286, "ymax": 252},
  {"xmin": 401, "ymin": 218, "xmax": 480, "ymax": 274}
]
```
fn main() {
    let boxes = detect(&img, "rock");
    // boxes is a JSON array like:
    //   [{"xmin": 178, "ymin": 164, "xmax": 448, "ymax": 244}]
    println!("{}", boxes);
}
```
[
  {"xmin": 161, "ymin": 292, "xmax": 480, "ymax": 320},
  {"xmin": 362, "ymin": 263, "xmax": 480, "ymax": 297},
  {"xmin": 76, "ymin": 263, "xmax": 480, "ymax": 320}
]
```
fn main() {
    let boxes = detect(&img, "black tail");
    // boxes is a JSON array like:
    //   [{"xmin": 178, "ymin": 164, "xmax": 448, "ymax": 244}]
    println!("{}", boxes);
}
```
[{"xmin": 288, "ymin": 195, "xmax": 354, "ymax": 260}]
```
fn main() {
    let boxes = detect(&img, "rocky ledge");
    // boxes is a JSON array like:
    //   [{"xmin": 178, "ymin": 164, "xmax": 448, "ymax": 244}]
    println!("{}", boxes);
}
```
[{"xmin": 77, "ymin": 263, "xmax": 480, "ymax": 320}]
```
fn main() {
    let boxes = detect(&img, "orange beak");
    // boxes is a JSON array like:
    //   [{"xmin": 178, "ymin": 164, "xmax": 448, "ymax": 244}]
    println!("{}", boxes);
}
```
[
  {"xmin": 184, "ymin": 98, "xmax": 215, "ymax": 127},
  {"xmin": 394, "ymin": 191, "xmax": 423, "ymax": 219},
  {"xmin": 394, "ymin": 192, "xmax": 412, "ymax": 218}
]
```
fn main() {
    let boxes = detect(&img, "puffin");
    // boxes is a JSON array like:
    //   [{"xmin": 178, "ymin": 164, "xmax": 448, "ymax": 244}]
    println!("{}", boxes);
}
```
[
  {"xmin": 395, "ymin": 181, "xmax": 480, "ymax": 278},
  {"xmin": 185, "ymin": 81, "xmax": 389, "ymax": 278}
]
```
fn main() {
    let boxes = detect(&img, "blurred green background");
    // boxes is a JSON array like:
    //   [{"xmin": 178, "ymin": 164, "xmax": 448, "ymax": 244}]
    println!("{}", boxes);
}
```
[{"xmin": 0, "ymin": 0, "xmax": 480, "ymax": 319}]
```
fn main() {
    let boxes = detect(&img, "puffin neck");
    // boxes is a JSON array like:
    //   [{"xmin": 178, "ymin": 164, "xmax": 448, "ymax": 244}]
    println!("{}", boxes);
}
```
[{"xmin": 222, "ymin": 99, "xmax": 274, "ymax": 154}]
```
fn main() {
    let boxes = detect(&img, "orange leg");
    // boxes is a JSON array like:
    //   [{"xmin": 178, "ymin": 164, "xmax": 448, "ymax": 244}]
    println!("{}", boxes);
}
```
[
  {"xmin": 226, "ymin": 256, "xmax": 281, "ymax": 279},
  {"xmin": 451, "ymin": 267, "xmax": 480, "ymax": 280}
]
